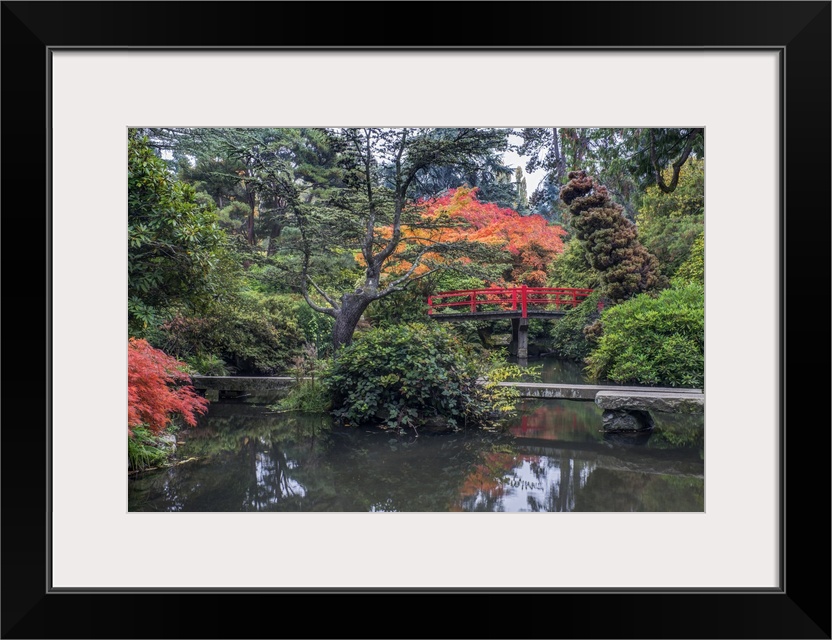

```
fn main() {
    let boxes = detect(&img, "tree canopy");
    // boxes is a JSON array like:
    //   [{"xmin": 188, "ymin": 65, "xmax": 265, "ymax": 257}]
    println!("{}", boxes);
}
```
[{"xmin": 128, "ymin": 131, "xmax": 231, "ymax": 334}]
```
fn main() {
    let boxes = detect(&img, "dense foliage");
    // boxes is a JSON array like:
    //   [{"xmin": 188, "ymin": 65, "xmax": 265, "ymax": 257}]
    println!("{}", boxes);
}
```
[
  {"xmin": 585, "ymin": 283, "xmax": 704, "ymax": 387},
  {"xmin": 128, "ymin": 132, "xmax": 231, "ymax": 335},
  {"xmin": 546, "ymin": 238, "xmax": 600, "ymax": 290},
  {"xmin": 323, "ymin": 323, "xmax": 528, "ymax": 430},
  {"xmin": 548, "ymin": 290, "xmax": 604, "ymax": 362},
  {"xmin": 672, "ymin": 231, "xmax": 704, "ymax": 286},
  {"xmin": 158, "ymin": 292, "xmax": 304, "ymax": 374},
  {"xmin": 282, "ymin": 127, "xmax": 514, "ymax": 348},
  {"xmin": 637, "ymin": 158, "xmax": 704, "ymax": 277}
]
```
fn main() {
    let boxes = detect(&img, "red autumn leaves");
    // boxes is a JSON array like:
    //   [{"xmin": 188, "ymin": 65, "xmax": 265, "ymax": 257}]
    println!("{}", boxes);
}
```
[
  {"xmin": 127, "ymin": 337, "xmax": 208, "ymax": 437},
  {"xmin": 380, "ymin": 186, "xmax": 566, "ymax": 287}
]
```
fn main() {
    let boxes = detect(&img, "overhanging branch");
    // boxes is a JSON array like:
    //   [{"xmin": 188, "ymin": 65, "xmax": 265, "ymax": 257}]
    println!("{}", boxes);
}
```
[{"xmin": 651, "ymin": 128, "xmax": 702, "ymax": 194}]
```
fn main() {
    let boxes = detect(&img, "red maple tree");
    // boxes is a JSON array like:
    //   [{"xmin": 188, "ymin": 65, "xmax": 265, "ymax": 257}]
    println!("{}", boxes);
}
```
[
  {"xmin": 374, "ymin": 187, "xmax": 566, "ymax": 287},
  {"xmin": 127, "ymin": 338, "xmax": 209, "ymax": 437}
]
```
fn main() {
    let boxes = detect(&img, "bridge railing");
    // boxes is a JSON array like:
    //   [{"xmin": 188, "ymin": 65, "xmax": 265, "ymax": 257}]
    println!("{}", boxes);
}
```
[{"xmin": 428, "ymin": 285, "xmax": 596, "ymax": 318}]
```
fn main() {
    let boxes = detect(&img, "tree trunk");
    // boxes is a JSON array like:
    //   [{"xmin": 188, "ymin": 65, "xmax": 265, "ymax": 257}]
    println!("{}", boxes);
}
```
[
  {"xmin": 247, "ymin": 191, "xmax": 257, "ymax": 246},
  {"xmin": 331, "ymin": 293, "xmax": 373, "ymax": 349},
  {"xmin": 266, "ymin": 220, "xmax": 283, "ymax": 257}
]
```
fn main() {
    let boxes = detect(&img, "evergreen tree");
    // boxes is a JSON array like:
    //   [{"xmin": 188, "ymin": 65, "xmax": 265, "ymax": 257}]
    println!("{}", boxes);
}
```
[
  {"xmin": 560, "ymin": 170, "xmax": 665, "ymax": 304},
  {"xmin": 514, "ymin": 166, "xmax": 528, "ymax": 214}
]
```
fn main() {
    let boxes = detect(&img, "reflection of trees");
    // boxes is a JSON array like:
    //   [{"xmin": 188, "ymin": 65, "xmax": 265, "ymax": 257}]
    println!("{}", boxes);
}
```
[
  {"xmin": 648, "ymin": 413, "xmax": 704, "ymax": 459},
  {"xmin": 548, "ymin": 457, "xmax": 591, "ymax": 512},
  {"xmin": 452, "ymin": 449, "xmax": 597, "ymax": 512},
  {"xmin": 127, "ymin": 400, "xmax": 705, "ymax": 513},
  {"xmin": 316, "ymin": 431, "xmax": 504, "ymax": 511},
  {"xmin": 129, "ymin": 405, "xmax": 512, "ymax": 512},
  {"xmin": 452, "ymin": 452, "xmax": 516, "ymax": 512},
  {"xmin": 641, "ymin": 475, "xmax": 704, "ymax": 511},
  {"xmin": 449, "ymin": 443, "xmax": 703, "ymax": 512},
  {"xmin": 511, "ymin": 400, "xmax": 605, "ymax": 443},
  {"xmin": 129, "ymin": 410, "xmax": 336, "ymax": 511},
  {"xmin": 573, "ymin": 468, "xmax": 703, "ymax": 512}
]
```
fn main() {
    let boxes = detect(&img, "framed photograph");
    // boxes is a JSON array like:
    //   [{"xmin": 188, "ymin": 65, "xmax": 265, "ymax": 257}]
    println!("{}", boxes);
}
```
[{"xmin": 3, "ymin": 1, "xmax": 829, "ymax": 638}]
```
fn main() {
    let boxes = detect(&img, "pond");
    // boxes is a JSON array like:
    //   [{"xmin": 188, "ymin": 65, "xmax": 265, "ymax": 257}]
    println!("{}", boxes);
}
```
[{"xmin": 128, "ymin": 364, "xmax": 704, "ymax": 512}]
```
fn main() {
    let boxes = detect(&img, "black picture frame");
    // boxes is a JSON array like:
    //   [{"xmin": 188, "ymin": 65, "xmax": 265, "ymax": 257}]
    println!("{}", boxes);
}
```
[{"xmin": 2, "ymin": 2, "xmax": 829, "ymax": 638}]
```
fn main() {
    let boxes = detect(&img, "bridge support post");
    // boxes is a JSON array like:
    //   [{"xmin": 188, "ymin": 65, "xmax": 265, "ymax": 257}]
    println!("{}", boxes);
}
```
[{"xmin": 511, "ymin": 317, "xmax": 529, "ymax": 360}]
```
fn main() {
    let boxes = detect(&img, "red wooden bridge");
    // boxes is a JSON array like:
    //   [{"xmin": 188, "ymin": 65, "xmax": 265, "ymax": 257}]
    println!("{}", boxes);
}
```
[
  {"xmin": 428, "ymin": 286, "xmax": 598, "ymax": 320},
  {"xmin": 427, "ymin": 286, "xmax": 599, "ymax": 359}
]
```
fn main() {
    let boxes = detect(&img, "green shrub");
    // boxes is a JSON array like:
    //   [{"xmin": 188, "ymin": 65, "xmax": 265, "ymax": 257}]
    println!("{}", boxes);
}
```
[
  {"xmin": 585, "ymin": 283, "xmax": 704, "ymax": 387},
  {"xmin": 639, "ymin": 215, "xmax": 704, "ymax": 278},
  {"xmin": 159, "ymin": 291, "xmax": 304, "ymax": 374},
  {"xmin": 288, "ymin": 296, "xmax": 336, "ymax": 356},
  {"xmin": 272, "ymin": 381, "xmax": 331, "ymax": 413},
  {"xmin": 323, "ymin": 323, "xmax": 529, "ymax": 431},
  {"xmin": 548, "ymin": 290, "xmax": 604, "ymax": 362},
  {"xmin": 128, "ymin": 425, "xmax": 173, "ymax": 471},
  {"xmin": 271, "ymin": 344, "xmax": 332, "ymax": 413},
  {"xmin": 184, "ymin": 352, "xmax": 229, "ymax": 376}
]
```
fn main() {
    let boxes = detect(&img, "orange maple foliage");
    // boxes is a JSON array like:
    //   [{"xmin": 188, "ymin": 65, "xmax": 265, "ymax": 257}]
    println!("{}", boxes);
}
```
[
  {"xmin": 449, "ymin": 450, "xmax": 542, "ymax": 511},
  {"xmin": 376, "ymin": 187, "xmax": 566, "ymax": 286},
  {"xmin": 127, "ymin": 338, "xmax": 209, "ymax": 437}
]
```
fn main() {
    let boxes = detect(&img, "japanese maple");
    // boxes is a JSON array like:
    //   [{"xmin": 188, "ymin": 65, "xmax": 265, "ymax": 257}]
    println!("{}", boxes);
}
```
[
  {"xmin": 127, "ymin": 338, "xmax": 209, "ymax": 437},
  {"xmin": 376, "ymin": 186, "xmax": 566, "ymax": 286}
]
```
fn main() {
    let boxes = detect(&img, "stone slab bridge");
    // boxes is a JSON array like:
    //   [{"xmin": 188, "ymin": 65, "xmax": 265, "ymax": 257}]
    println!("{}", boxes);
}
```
[
  {"xmin": 428, "ymin": 286, "xmax": 599, "ymax": 359},
  {"xmin": 190, "ymin": 376, "xmax": 702, "ymax": 410}
]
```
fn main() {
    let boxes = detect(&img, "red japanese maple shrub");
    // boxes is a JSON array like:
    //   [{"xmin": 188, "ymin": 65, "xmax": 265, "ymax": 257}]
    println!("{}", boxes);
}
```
[{"xmin": 127, "ymin": 337, "xmax": 209, "ymax": 437}]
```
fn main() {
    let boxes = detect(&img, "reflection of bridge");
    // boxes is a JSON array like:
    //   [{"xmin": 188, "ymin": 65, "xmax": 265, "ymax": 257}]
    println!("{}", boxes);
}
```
[{"xmin": 428, "ymin": 286, "xmax": 598, "ymax": 359}]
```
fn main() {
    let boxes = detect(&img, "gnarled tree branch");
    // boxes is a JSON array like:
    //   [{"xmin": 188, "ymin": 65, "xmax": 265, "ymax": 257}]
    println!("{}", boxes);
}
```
[{"xmin": 650, "ymin": 128, "xmax": 703, "ymax": 194}]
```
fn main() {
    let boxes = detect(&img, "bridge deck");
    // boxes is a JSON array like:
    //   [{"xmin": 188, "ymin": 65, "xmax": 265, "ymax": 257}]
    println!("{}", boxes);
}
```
[
  {"xmin": 497, "ymin": 382, "xmax": 702, "ymax": 401},
  {"xmin": 191, "ymin": 376, "xmax": 702, "ymax": 403},
  {"xmin": 430, "ymin": 310, "xmax": 567, "ymax": 321},
  {"xmin": 191, "ymin": 376, "xmax": 296, "ymax": 392}
]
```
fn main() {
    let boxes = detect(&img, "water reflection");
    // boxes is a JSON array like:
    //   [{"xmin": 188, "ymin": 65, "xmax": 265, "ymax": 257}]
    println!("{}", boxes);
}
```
[{"xmin": 129, "ymin": 397, "xmax": 703, "ymax": 513}]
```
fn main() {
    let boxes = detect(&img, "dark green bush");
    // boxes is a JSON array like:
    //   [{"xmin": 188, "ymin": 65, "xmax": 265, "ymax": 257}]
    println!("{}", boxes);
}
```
[
  {"xmin": 323, "ymin": 323, "xmax": 526, "ymax": 430},
  {"xmin": 548, "ymin": 290, "xmax": 604, "ymax": 362},
  {"xmin": 159, "ymin": 292, "xmax": 304, "ymax": 375},
  {"xmin": 585, "ymin": 283, "xmax": 704, "ymax": 387}
]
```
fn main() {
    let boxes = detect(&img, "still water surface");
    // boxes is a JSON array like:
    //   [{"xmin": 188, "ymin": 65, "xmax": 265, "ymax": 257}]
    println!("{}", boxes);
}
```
[{"xmin": 129, "ymin": 362, "xmax": 704, "ymax": 512}]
